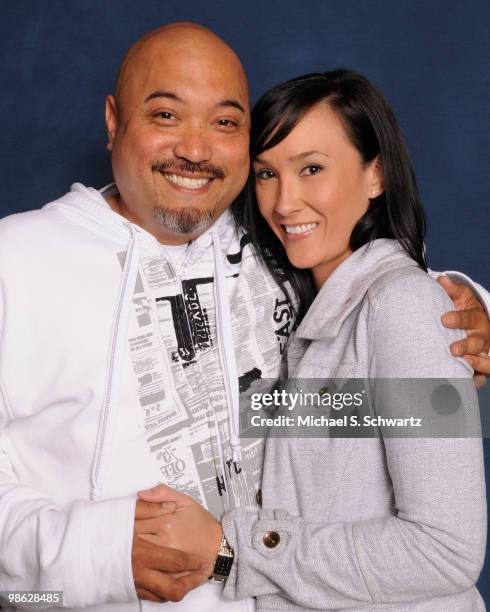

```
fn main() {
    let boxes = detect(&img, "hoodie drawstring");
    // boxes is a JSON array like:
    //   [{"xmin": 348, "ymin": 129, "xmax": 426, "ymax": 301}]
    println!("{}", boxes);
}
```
[
  {"xmin": 91, "ymin": 225, "xmax": 140, "ymax": 501},
  {"xmin": 212, "ymin": 226, "xmax": 242, "ymax": 465}
]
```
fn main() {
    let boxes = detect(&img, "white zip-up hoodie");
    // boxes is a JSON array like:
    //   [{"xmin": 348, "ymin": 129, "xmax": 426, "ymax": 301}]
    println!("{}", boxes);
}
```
[{"xmin": 0, "ymin": 184, "xmax": 295, "ymax": 611}]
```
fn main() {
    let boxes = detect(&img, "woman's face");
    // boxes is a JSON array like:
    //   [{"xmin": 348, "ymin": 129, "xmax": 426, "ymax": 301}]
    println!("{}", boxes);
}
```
[{"xmin": 254, "ymin": 103, "xmax": 383, "ymax": 288}]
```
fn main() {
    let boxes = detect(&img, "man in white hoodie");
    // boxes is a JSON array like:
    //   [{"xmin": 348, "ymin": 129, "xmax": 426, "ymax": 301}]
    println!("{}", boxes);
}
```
[{"xmin": 0, "ymin": 21, "xmax": 488, "ymax": 612}]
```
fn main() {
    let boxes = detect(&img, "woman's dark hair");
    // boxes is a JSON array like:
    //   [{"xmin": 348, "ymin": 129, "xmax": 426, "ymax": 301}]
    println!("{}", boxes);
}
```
[{"xmin": 232, "ymin": 69, "xmax": 427, "ymax": 321}]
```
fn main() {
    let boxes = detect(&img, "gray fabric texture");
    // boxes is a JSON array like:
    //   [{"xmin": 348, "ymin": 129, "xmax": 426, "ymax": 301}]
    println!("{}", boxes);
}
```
[{"xmin": 222, "ymin": 239, "xmax": 486, "ymax": 611}]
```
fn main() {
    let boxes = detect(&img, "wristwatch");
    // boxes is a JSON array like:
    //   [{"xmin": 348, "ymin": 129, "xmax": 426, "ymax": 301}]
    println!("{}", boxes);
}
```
[{"xmin": 209, "ymin": 533, "xmax": 234, "ymax": 582}]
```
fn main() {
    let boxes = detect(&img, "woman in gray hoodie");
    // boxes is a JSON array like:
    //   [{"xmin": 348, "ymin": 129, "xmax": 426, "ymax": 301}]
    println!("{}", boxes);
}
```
[{"xmin": 218, "ymin": 70, "xmax": 486, "ymax": 611}]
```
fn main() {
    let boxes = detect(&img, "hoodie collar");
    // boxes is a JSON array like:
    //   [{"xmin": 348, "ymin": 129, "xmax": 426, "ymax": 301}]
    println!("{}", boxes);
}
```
[
  {"xmin": 98, "ymin": 182, "xmax": 236, "ymax": 253},
  {"xmin": 54, "ymin": 182, "xmax": 236, "ymax": 256},
  {"xmin": 295, "ymin": 239, "xmax": 417, "ymax": 340}
]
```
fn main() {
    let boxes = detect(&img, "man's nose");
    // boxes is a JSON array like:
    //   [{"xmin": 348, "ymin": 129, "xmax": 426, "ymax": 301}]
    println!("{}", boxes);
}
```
[{"xmin": 173, "ymin": 126, "xmax": 212, "ymax": 164}]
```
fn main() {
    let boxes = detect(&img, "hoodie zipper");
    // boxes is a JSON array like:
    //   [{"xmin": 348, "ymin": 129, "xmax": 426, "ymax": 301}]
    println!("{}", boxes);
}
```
[{"xmin": 91, "ymin": 225, "xmax": 139, "ymax": 500}]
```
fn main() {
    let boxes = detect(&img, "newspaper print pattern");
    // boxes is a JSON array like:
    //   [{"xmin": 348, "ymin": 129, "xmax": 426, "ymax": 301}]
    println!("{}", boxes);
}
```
[{"xmin": 124, "ymin": 222, "xmax": 296, "ymax": 519}]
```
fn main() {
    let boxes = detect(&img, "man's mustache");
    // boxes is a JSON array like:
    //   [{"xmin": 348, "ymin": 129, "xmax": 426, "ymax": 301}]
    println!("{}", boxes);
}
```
[{"xmin": 152, "ymin": 159, "xmax": 225, "ymax": 179}]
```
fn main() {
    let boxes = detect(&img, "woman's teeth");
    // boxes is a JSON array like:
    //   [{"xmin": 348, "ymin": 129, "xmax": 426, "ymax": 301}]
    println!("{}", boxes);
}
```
[
  {"xmin": 284, "ymin": 223, "xmax": 319, "ymax": 234},
  {"xmin": 164, "ymin": 173, "xmax": 211, "ymax": 189}
]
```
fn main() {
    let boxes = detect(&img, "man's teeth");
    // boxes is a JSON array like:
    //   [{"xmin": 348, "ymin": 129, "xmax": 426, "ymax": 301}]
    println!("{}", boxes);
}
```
[
  {"xmin": 164, "ymin": 173, "xmax": 211, "ymax": 189},
  {"xmin": 284, "ymin": 223, "xmax": 319, "ymax": 234}
]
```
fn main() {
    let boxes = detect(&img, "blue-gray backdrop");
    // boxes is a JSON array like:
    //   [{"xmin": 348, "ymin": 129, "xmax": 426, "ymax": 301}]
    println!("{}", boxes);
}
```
[{"xmin": 1, "ymin": 0, "xmax": 489, "ymax": 603}]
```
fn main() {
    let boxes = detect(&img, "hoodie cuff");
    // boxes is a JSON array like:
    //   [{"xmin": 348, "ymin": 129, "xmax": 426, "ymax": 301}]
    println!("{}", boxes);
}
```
[
  {"xmin": 222, "ymin": 508, "xmax": 296, "ymax": 601},
  {"xmin": 66, "ymin": 495, "xmax": 138, "ymax": 607}
]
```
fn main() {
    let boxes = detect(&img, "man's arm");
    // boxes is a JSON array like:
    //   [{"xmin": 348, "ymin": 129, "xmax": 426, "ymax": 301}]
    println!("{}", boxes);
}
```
[
  {"xmin": 0, "ymin": 383, "xmax": 209, "ymax": 607},
  {"xmin": 437, "ymin": 275, "xmax": 490, "ymax": 383}
]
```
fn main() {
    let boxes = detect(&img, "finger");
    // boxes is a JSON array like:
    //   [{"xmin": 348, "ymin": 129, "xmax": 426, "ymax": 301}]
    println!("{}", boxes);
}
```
[
  {"xmin": 135, "ymin": 499, "xmax": 176, "ymax": 520},
  {"xmin": 144, "ymin": 568, "xmax": 207, "ymax": 602},
  {"xmin": 438, "ymin": 276, "xmax": 475, "ymax": 308},
  {"xmin": 442, "ymin": 308, "xmax": 483, "ymax": 330},
  {"xmin": 176, "ymin": 569, "xmax": 209, "ymax": 591},
  {"xmin": 474, "ymin": 374, "xmax": 487, "ymax": 390},
  {"xmin": 137, "ymin": 533, "xmax": 163, "ymax": 545},
  {"xmin": 135, "ymin": 584, "xmax": 166, "ymax": 603},
  {"xmin": 148, "ymin": 542, "xmax": 209, "ymax": 574},
  {"xmin": 450, "ymin": 336, "xmax": 487, "ymax": 357},
  {"xmin": 464, "ymin": 353, "xmax": 490, "ymax": 375},
  {"xmin": 138, "ymin": 483, "xmax": 184, "ymax": 504},
  {"xmin": 135, "ymin": 518, "xmax": 173, "ymax": 536}
]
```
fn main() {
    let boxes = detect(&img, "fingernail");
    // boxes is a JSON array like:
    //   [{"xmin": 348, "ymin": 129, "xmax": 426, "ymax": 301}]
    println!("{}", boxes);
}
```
[
  {"xmin": 451, "ymin": 345, "xmax": 463, "ymax": 356},
  {"xmin": 442, "ymin": 313, "xmax": 456, "ymax": 326},
  {"xmin": 161, "ymin": 502, "xmax": 175, "ymax": 509},
  {"xmin": 463, "ymin": 355, "xmax": 475, "ymax": 366},
  {"xmin": 200, "ymin": 561, "xmax": 209, "ymax": 571}
]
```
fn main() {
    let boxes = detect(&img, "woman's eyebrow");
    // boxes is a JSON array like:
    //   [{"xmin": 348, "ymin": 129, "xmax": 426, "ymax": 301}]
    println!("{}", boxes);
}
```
[{"xmin": 287, "ymin": 150, "xmax": 329, "ymax": 161}]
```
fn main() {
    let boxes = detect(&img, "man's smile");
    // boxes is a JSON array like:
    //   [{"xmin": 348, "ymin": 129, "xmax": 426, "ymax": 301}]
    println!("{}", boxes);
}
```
[{"xmin": 162, "ymin": 172, "xmax": 214, "ymax": 190}]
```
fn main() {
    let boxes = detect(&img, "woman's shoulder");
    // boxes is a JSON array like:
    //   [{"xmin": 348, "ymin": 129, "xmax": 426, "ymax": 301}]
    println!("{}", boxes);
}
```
[
  {"xmin": 366, "ymin": 265, "xmax": 451, "ymax": 317},
  {"xmin": 362, "ymin": 264, "xmax": 471, "ymax": 378}
]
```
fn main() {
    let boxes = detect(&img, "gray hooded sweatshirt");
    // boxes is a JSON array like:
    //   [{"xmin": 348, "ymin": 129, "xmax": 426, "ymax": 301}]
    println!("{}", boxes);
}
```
[{"xmin": 223, "ymin": 239, "xmax": 486, "ymax": 611}]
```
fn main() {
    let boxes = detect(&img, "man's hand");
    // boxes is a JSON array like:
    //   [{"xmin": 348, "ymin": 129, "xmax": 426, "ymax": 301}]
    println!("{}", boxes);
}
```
[
  {"xmin": 438, "ymin": 276, "xmax": 490, "ymax": 388},
  {"xmin": 132, "ymin": 499, "xmax": 210, "ymax": 602},
  {"xmin": 137, "ymin": 485, "xmax": 223, "ymax": 571}
]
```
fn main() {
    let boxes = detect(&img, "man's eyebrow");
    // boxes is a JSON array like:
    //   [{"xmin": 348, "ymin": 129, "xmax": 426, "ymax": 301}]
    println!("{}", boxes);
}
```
[
  {"xmin": 218, "ymin": 99, "xmax": 245, "ymax": 114},
  {"xmin": 144, "ymin": 90, "xmax": 184, "ymax": 103}
]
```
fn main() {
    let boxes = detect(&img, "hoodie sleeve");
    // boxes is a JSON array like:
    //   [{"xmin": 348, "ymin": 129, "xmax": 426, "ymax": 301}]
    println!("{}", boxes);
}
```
[
  {"xmin": 0, "ymin": 442, "xmax": 138, "ymax": 607},
  {"xmin": 222, "ymin": 274, "xmax": 486, "ymax": 609},
  {"xmin": 0, "ymin": 381, "xmax": 137, "ymax": 607},
  {"xmin": 0, "ymin": 214, "xmax": 139, "ymax": 608}
]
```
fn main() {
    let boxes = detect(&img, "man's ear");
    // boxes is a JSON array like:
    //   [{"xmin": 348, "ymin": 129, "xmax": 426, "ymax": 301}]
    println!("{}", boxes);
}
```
[
  {"xmin": 105, "ymin": 95, "xmax": 118, "ymax": 152},
  {"xmin": 368, "ymin": 155, "xmax": 385, "ymax": 199}
]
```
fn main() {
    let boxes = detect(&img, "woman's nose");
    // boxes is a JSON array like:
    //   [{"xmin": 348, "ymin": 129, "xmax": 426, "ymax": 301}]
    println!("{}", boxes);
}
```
[{"xmin": 273, "ymin": 180, "xmax": 303, "ymax": 217}]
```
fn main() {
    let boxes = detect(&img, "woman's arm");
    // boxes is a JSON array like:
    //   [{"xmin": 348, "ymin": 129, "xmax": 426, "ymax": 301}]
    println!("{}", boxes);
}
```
[{"xmin": 220, "ymin": 274, "xmax": 486, "ymax": 607}]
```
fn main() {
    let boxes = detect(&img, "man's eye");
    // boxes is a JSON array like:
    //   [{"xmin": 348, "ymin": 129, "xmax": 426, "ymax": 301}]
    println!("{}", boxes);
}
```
[
  {"xmin": 156, "ymin": 111, "xmax": 174, "ymax": 120},
  {"xmin": 216, "ymin": 119, "xmax": 238, "ymax": 128},
  {"xmin": 255, "ymin": 169, "xmax": 275, "ymax": 180},
  {"xmin": 301, "ymin": 164, "xmax": 323, "ymax": 176}
]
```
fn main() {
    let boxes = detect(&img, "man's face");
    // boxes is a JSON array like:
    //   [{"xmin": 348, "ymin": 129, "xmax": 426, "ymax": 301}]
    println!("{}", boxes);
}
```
[{"xmin": 105, "ymin": 35, "xmax": 250, "ymax": 244}]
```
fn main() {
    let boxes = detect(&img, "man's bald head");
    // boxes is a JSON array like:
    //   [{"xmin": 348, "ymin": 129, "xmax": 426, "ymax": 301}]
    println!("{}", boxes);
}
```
[
  {"xmin": 114, "ymin": 22, "xmax": 248, "ymax": 111},
  {"xmin": 104, "ymin": 21, "xmax": 251, "ymax": 245}
]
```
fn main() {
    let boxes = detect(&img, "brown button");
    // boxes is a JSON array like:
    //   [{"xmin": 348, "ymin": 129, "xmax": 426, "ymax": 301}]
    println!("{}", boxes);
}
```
[
  {"xmin": 256, "ymin": 488, "xmax": 262, "ymax": 506},
  {"xmin": 263, "ymin": 531, "xmax": 281, "ymax": 549}
]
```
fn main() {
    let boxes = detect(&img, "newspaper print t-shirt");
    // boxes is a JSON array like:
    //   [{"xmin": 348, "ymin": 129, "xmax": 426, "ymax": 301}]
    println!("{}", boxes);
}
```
[{"xmin": 124, "ymin": 220, "xmax": 295, "ymax": 518}]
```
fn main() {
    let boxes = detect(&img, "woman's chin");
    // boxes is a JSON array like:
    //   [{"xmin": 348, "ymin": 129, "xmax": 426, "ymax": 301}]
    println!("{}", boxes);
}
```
[{"xmin": 287, "ymin": 255, "xmax": 316, "ymax": 270}]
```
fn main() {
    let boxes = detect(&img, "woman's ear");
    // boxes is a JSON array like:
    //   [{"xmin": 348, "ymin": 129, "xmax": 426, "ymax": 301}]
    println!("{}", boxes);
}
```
[{"xmin": 368, "ymin": 156, "xmax": 385, "ymax": 199}]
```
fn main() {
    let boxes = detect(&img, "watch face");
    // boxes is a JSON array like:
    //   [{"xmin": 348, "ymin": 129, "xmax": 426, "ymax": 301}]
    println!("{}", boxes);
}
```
[{"xmin": 214, "ymin": 554, "xmax": 234, "ymax": 578}]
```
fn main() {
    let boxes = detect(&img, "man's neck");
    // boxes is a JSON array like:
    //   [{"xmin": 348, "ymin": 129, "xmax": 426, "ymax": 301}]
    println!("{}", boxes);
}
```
[{"xmin": 104, "ymin": 193, "xmax": 197, "ymax": 245}]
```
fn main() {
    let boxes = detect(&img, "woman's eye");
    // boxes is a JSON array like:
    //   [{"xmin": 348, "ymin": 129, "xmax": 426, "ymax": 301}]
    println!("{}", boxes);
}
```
[
  {"xmin": 300, "ymin": 164, "xmax": 323, "ymax": 176},
  {"xmin": 255, "ymin": 169, "xmax": 275, "ymax": 180}
]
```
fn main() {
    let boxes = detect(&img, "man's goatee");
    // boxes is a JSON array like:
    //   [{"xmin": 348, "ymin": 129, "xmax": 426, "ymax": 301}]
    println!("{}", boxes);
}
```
[{"xmin": 154, "ymin": 206, "xmax": 215, "ymax": 236}]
